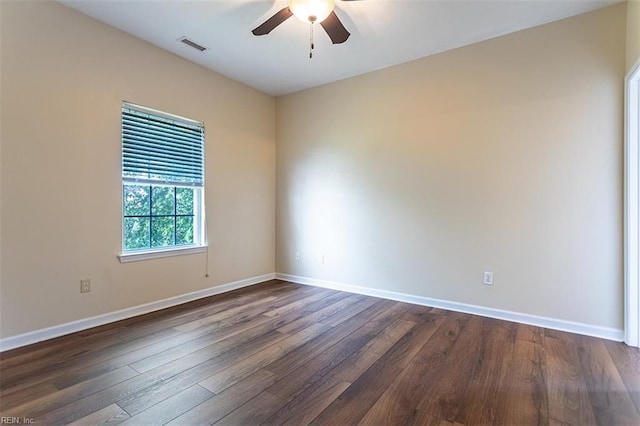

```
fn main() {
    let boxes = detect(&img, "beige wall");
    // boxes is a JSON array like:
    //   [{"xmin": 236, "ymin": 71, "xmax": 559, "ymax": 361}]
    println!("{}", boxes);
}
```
[
  {"xmin": 277, "ymin": 5, "xmax": 626, "ymax": 329},
  {"xmin": 0, "ymin": 1, "xmax": 276, "ymax": 338},
  {"xmin": 628, "ymin": 0, "xmax": 640, "ymax": 71},
  {"xmin": 0, "ymin": 1, "xmax": 627, "ymax": 340}
]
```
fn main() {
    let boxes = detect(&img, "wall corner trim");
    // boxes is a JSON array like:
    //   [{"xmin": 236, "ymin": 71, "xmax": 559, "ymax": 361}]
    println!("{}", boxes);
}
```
[
  {"xmin": 624, "ymin": 56, "xmax": 640, "ymax": 347},
  {"xmin": 276, "ymin": 273, "xmax": 624, "ymax": 342},
  {"xmin": 0, "ymin": 273, "xmax": 276, "ymax": 352}
]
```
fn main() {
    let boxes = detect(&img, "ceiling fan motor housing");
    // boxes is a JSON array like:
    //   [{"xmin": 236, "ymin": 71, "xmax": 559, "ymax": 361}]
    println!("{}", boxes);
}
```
[
  {"xmin": 289, "ymin": 0, "xmax": 336, "ymax": 24},
  {"xmin": 251, "ymin": 0, "xmax": 350, "ymax": 46}
]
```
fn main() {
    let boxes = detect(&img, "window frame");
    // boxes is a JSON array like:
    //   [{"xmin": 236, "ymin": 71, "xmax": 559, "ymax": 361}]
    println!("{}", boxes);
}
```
[{"xmin": 118, "ymin": 102, "xmax": 207, "ymax": 263}]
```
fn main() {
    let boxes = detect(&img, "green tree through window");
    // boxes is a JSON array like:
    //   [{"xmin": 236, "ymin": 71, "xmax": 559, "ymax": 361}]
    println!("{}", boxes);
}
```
[{"xmin": 123, "ymin": 185, "xmax": 196, "ymax": 251}]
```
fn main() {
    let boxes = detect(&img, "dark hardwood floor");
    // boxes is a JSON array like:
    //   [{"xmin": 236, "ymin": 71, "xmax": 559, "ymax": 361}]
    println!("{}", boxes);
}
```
[{"xmin": 1, "ymin": 279, "xmax": 639, "ymax": 425}]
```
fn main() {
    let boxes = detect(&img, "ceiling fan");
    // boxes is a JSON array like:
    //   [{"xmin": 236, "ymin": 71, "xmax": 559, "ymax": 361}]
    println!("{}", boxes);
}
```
[{"xmin": 252, "ymin": 0, "xmax": 361, "ymax": 46}]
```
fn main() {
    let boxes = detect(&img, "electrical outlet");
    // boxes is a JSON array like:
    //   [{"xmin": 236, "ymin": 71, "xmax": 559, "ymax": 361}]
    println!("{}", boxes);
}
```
[
  {"xmin": 483, "ymin": 272, "xmax": 494, "ymax": 286},
  {"xmin": 295, "ymin": 251, "xmax": 300, "ymax": 261},
  {"xmin": 80, "ymin": 279, "xmax": 91, "ymax": 293},
  {"xmin": 318, "ymin": 254, "xmax": 324, "ymax": 264}
]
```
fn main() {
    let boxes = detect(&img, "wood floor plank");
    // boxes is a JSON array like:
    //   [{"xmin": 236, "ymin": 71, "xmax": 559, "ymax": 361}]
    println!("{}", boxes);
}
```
[
  {"xmin": 268, "ymin": 297, "xmax": 406, "ymax": 400},
  {"xmin": 66, "ymin": 403, "xmax": 130, "ymax": 426},
  {"xmin": 276, "ymin": 293, "xmax": 364, "ymax": 334},
  {"xmin": 53, "ymin": 312, "xmax": 278, "ymax": 390},
  {"xmin": 330, "ymin": 318, "xmax": 416, "ymax": 383},
  {"xmin": 166, "ymin": 370, "xmax": 276, "ymax": 426},
  {"xmin": 0, "ymin": 331, "xmax": 134, "ymax": 391},
  {"xmin": 544, "ymin": 334, "xmax": 597, "ymax": 425},
  {"xmin": 264, "ymin": 299, "xmax": 393, "ymax": 380},
  {"xmin": 500, "ymin": 339, "xmax": 549, "ymax": 425},
  {"xmin": 116, "ymin": 326, "xmax": 289, "ymax": 416},
  {"xmin": 265, "ymin": 321, "xmax": 381, "ymax": 401},
  {"xmin": 111, "ymin": 293, "xmax": 260, "ymax": 343},
  {"xmin": 0, "ymin": 366, "xmax": 139, "ymax": 419},
  {"xmin": 0, "ymin": 377, "xmax": 59, "ymax": 411},
  {"xmin": 414, "ymin": 315, "xmax": 485, "ymax": 422},
  {"xmin": 0, "ymin": 326, "xmax": 126, "ymax": 369},
  {"xmin": 263, "ymin": 299, "xmax": 403, "ymax": 401},
  {"xmin": 359, "ymin": 313, "xmax": 473, "ymax": 425},
  {"xmin": 453, "ymin": 318, "xmax": 517, "ymax": 425},
  {"xmin": 310, "ymin": 359, "xmax": 402, "ymax": 425},
  {"xmin": 376, "ymin": 308, "xmax": 449, "ymax": 369},
  {"xmin": 199, "ymin": 322, "xmax": 331, "ymax": 394},
  {"xmin": 174, "ymin": 296, "xmax": 279, "ymax": 332},
  {"xmin": 605, "ymin": 340, "xmax": 640, "ymax": 415},
  {"xmin": 213, "ymin": 390, "xmax": 286, "ymax": 425},
  {"xmin": 0, "ymin": 281, "xmax": 295, "ymax": 370},
  {"xmin": 2, "ymin": 281, "xmax": 638, "ymax": 426},
  {"xmin": 267, "ymin": 301, "xmax": 392, "ymax": 382},
  {"xmin": 363, "ymin": 409, "xmax": 457, "ymax": 426},
  {"xmin": 0, "ymin": 327, "xmax": 182, "ymax": 394},
  {"xmin": 318, "ymin": 296, "xmax": 380, "ymax": 327},
  {"xmin": 0, "ymin": 333, "xmax": 124, "ymax": 382},
  {"xmin": 577, "ymin": 336, "xmax": 640, "ymax": 425},
  {"xmin": 398, "ymin": 304, "xmax": 436, "ymax": 322},
  {"xmin": 118, "ymin": 384, "xmax": 213, "ymax": 425},
  {"xmin": 2, "ymin": 310, "xmax": 282, "ymax": 407},
  {"xmin": 206, "ymin": 284, "xmax": 329, "ymax": 327},
  {"xmin": 115, "ymin": 295, "xmax": 252, "ymax": 341},
  {"xmin": 37, "ymin": 326, "xmax": 289, "ymax": 424},
  {"xmin": 127, "ymin": 314, "xmax": 274, "ymax": 373},
  {"xmin": 405, "ymin": 411, "xmax": 457, "ymax": 426},
  {"xmin": 261, "ymin": 288, "xmax": 340, "ymax": 317},
  {"xmin": 263, "ymin": 374, "xmax": 351, "ymax": 425},
  {"xmin": 362, "ymin": 300, "xmax": 413, "ymax": 329},
  {"xmin": 116, "ymin": 280, "xmax": 300, "ymax": 342},
  {"xmin": 517, "ymin": 323, "xmax": 546, "ymax": 345}
]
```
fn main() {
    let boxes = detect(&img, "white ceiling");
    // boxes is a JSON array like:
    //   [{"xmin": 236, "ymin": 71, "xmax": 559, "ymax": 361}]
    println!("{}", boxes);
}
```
[{"xmin": 58, "ymin": 0, "xmax": 621, "ymax": 96}]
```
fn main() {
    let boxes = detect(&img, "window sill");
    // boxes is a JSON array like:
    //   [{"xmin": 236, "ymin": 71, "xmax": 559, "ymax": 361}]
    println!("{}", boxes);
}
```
[{"xmin": 119, "ymin": 245, "xmax": 207, "ymax": 263}]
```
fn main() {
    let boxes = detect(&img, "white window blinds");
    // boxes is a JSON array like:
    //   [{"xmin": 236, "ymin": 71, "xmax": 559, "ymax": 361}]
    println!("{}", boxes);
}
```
[{"xmin": 122, "ymin": 103, "xmax": 204, "ymax": 187}]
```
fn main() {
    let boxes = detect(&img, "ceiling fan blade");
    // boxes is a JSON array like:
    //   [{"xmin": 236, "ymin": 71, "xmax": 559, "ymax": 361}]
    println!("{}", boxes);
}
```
[
  {"xmin": 252, "ymin": 7, "xmax": 293, "ymax": 36},
  {"xmin": 320, "ymin": 11, "xmax": 350, "ymax": 44}
]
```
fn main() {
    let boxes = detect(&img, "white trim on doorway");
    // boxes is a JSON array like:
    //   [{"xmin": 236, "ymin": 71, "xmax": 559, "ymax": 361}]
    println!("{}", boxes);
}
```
[{"xmin": 625, "ymin": 58, "xmax": 640, "ymax": 347}]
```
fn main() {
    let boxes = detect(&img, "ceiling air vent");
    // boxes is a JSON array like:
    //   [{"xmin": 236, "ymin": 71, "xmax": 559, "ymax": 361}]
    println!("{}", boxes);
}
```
[{"xmin": 178, "ymin": 37, "xmax": 207, "ymax": 52}]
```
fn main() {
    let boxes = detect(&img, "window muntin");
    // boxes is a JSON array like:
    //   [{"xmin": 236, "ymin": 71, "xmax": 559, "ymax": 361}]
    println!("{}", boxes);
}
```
[{"xmin": 122, "ymin": 103, "xmax": 205, "ymax": 254}]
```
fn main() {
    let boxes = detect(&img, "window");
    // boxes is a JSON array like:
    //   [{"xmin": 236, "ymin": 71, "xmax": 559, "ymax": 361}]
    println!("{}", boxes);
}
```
[{"xmin": 120, "ymin": 103, "xmax": 205, "ymax": 262}]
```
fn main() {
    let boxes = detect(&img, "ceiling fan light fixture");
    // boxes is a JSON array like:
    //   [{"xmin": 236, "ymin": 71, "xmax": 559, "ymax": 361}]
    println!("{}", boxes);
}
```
[{"xmin": 289, "ymin": 0, "xmax": 335, "ymax": 24}]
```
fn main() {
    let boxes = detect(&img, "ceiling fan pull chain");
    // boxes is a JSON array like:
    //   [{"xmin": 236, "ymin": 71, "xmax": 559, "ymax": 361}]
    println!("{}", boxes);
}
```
[{"xmin": 309, "ymin": 25, "xmax": 313, "ymax": 58}]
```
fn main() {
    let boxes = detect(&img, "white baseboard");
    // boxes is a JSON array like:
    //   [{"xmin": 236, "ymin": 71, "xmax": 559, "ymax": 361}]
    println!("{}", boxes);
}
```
[
  {"xmin": 276, "ymin": 273, "xmax": 624, "ymax": 342},
  {"xmin": 1, "ymin": 271, "xmax": 623, "ymax": 352},
  {"xmin": 0, "ymin": 273, "xmax": 276, "ymax": 352}
]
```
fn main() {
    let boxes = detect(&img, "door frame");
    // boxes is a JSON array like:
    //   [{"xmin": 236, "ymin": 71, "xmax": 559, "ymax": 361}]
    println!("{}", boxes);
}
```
[{"xmin": 625, "ymin": 58, "xmax": 640, "ymax": 347}]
